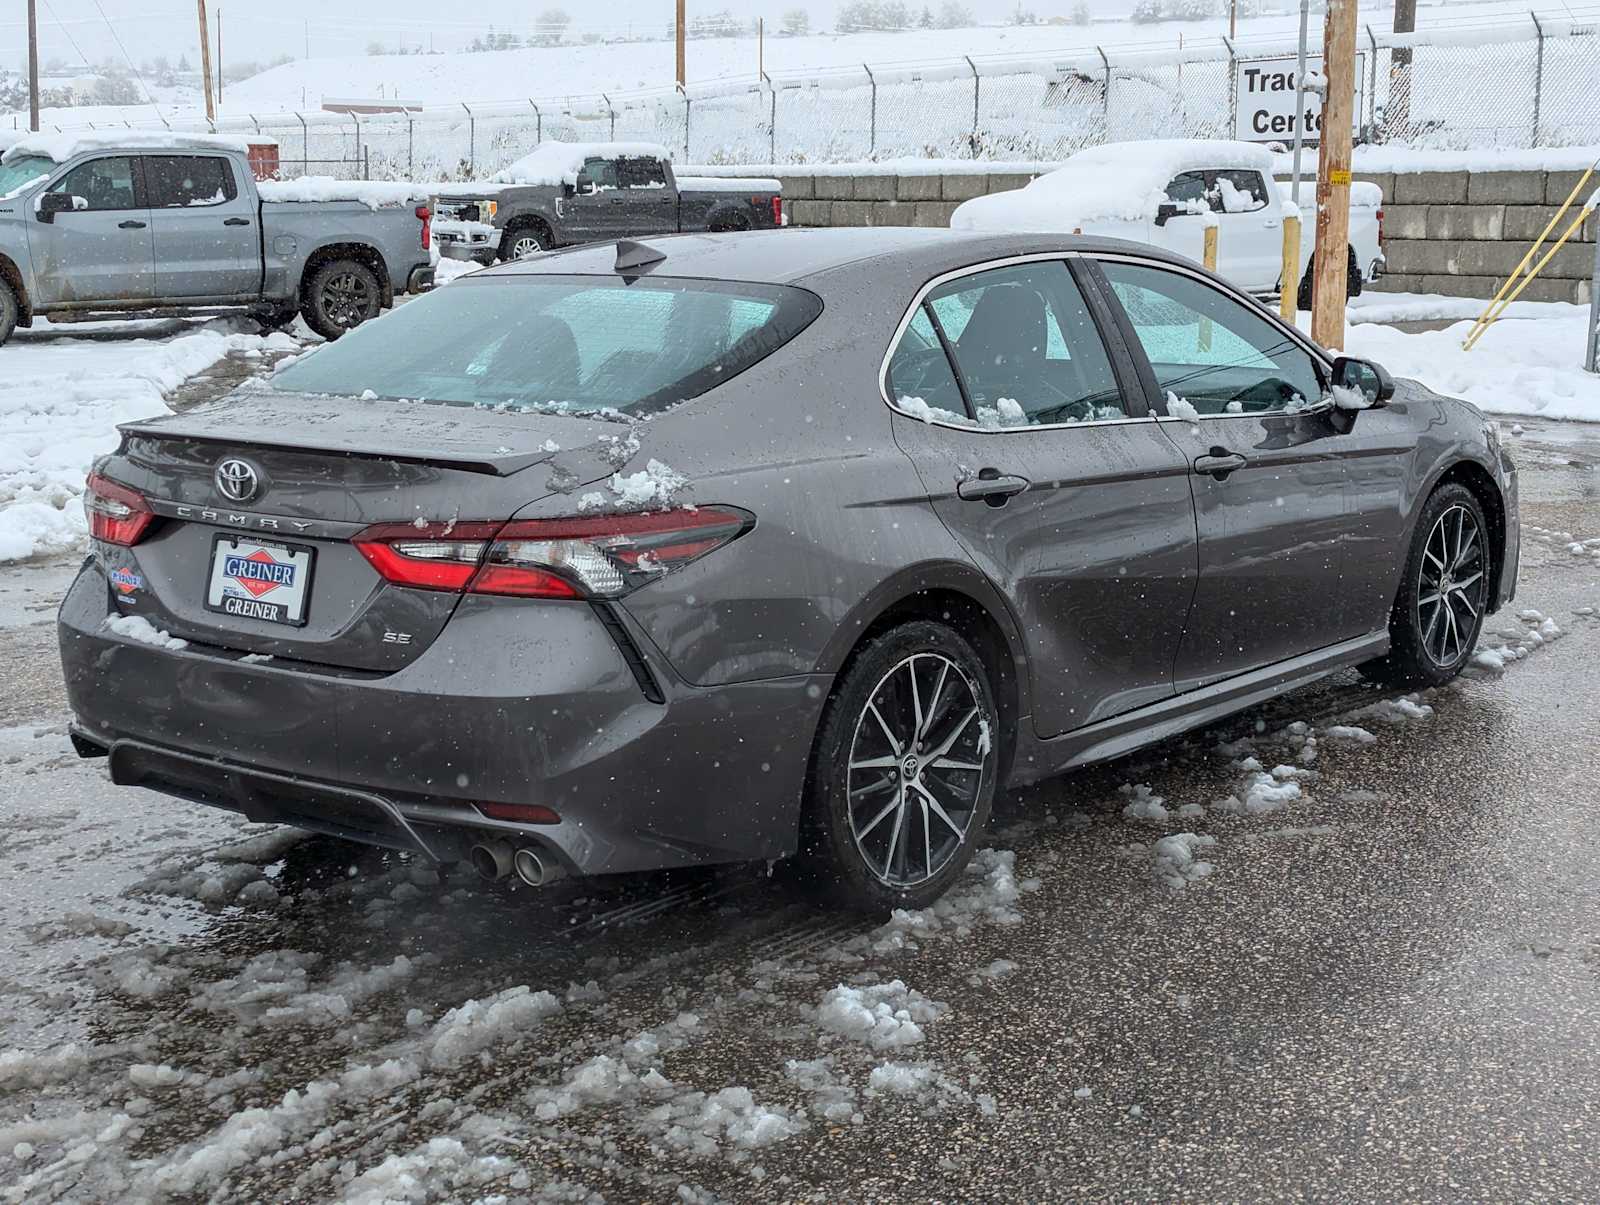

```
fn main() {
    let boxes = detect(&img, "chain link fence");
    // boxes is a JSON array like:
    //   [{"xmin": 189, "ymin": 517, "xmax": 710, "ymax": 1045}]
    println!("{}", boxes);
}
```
[{"xmin": 27, "ymin": 12, "xmax": 1599, "ymax": 180}]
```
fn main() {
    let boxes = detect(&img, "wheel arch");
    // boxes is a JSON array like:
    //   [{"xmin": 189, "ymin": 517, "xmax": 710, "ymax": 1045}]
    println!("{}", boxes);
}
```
[
  {"xmin": 706, "ymin": 202, "xmax": 752, "ymax": 233},
  {"xmin": 816, "ymin": 564, "xmax": 1030, "ymax": 783},
  {"xmin": 501, "ymin": 211, "xmax": 555, "ymax": 251},
  {"xmin": 1420, "ymin": 456, "xmax": 1508, "ymax": 612},
  {"xmin": 299, "ymin": 241, "xmax": 392, "ymax": 308},
  {"xmin": 0, "ymin": 253, "xmax": 34, "ymax": 327}
]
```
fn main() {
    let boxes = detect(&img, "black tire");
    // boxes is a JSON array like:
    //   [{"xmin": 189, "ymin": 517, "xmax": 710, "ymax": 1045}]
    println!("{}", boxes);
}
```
[
  {"xmin": 0, "ymin": 278, "xmax": 17, "ymax": 348},
  {"xmin": 300, "ymin": 258, "xmax": 382, "ymax": 341},
  {"xmin": 800, "ymin": 621, "xmax": 999, "ymax": 912},
  {"xmin": 498, "ymin": 221, "xmax": 548, "ymax": 261},
  {"xmin": 1360, "ymin": 483, "xmax": 1492, "ymax": 689},
  {"xmin": 1297, "ymin": 247, "xmax": 1363, "ymax": 310}
]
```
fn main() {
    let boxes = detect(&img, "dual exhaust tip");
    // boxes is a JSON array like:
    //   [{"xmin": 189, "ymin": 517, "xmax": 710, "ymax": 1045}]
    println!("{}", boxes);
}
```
[{"xmin": 469, "ymin": 840, "xmax": 566, "ymax": 888}]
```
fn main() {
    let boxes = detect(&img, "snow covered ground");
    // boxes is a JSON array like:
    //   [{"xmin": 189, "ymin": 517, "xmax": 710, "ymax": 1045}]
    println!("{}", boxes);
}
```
[{"xmin": 0, "ymin": 322, "xmax": 303, "ymax": 564}]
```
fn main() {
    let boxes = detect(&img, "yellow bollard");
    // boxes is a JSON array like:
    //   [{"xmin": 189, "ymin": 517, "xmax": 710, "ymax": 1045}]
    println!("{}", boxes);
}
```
[
  {"xmin": 1280, "ymin": 212, "xmax": 1302, "ymax": 324},
  {"xmin": 1200, "ymin": 222, "xmax": 1218, "ymax": 353}
]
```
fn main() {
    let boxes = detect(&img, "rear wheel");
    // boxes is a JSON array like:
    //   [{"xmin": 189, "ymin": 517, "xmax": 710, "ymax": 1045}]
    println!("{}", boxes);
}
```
[
  {"xmin": 1360, "ymin": 483, "xmax": 1491, "ymax": 688},
  {"xmin": 0, "ymin": 278, "xmax": 17, "ymax": 348},
  {"xmin": 801, "ymin": 621, "xmax": 999, "ymax": 911},
  {"xmin": 499, "ymin": 222, "xmax": 548, "ymax": 261},
  {"xmin": 301, "ymin": 258, "xmax": 382, "ymax": 341}
]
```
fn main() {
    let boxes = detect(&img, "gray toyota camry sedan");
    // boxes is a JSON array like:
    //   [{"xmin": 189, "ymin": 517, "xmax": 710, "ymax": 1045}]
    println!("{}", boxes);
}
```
[{"xmin": 59, "ymin": 227, "xmax": 1518, "ymax": 910}]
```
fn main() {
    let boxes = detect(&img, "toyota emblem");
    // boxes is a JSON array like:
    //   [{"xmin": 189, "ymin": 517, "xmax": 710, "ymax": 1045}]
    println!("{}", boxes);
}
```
[{"xmin": 214, "ymin": 458, "xmax": 261, "ymax": 504}]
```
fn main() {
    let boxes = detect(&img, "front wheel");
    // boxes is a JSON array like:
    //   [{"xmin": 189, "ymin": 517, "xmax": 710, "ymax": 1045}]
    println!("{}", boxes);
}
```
[
  {"xmin": 499, "ymin": 223, "xmax": 548, "ymax": 261},
  {"xmin": 301, "ymin": 258, "xmax": 382, "ymax": 341},
  {"xmin": 0, "ymin": 278, "xmax": 17, "ymax": 348},
  {"xmin": 801, "ymin": 621, "xmax": 999, "ymax": 912},
  {"xmin": 1360, "ymin": 483, "xmax": 1492, "ymax": 688}
]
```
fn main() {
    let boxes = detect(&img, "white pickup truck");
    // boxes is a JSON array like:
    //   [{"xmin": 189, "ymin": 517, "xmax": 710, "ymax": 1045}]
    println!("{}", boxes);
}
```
[{"xmin": 951, "ymin": 139, "xmax": 1383, "ymax": 306}]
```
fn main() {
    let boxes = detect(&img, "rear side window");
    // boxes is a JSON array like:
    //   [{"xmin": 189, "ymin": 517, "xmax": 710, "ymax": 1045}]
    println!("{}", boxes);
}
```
[
  {"xmin": 1213, "ymin": 170, "xmax": 1268, "ymax": 213},
  {"xmin": 49, "ymin": 156, "xmax": 138, "ymax": 211},
  {"xmin": 887, "ymin": 261, "xmax": 1124, "ymax": 427},
  {"xmin": 1100, "ymin": 260, "xmax": 1324, "ymax": 414},
  {"xmin": 619, "ymin": 157, "xmax": 668, "ymax": 189},
  {"xmin": 145, "ymin": 155, "xmax": 237, "ymax": 208},
  {"xmin": 269, "ymin": 275, "xmax": 822, "ymax": 416}
]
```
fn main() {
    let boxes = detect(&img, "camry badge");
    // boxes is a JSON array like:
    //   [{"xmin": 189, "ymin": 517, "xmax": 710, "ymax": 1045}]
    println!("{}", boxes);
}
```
[{"xmin": 214, "ymin": 458, "xmax": 261, "ymax": 504}]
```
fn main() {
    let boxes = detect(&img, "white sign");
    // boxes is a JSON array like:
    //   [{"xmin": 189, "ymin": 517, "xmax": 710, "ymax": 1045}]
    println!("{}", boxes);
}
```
[{"xmin": 1234, "ymin": 53, "xmax": 1364, "ymax": 143}]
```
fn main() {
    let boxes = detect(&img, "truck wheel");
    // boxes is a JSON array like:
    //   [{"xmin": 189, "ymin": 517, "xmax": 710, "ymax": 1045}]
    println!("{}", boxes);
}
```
[
  {"xmin": 499, "ymin": 223, "xmax": 548, "ymax": 261},
  {"xmin": 302, "ymin": 259, "xmax": 381, "ymax": 341},
  {"xmin": 0, "ymin": 279, "xmax": 17, "ymax": 348}
]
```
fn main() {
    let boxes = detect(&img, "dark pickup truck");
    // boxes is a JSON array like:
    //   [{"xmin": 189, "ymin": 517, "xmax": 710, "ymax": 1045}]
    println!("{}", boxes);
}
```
[{"xmin": 432, "ymin": 142, "xmax": 782, "ymax": 262}]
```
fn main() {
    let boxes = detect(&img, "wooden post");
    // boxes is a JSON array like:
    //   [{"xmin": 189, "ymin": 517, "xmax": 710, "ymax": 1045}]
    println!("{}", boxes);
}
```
[
  {"xmin": 26, "ymin": 0, "xmax": 40, "ymax": 132},
  {"xmin": 1201, "ymin": 223, "xmax": 1218, "ymax": 352},
  {"xmin": 197, "ymin": 0, "xmax": 216, "ymax": 123},
  {"xmin": 1311, "ymin": 0, "xmax": 1358, "ymax": 349},
  {"xmin": 217, "ymin": 8, "xmax": 223, "ymax": 107},
  {"xmin": 675, "ymin": 0, "xmax": 686, "ymax": 89},
  {"xmin": 1280, "ymin": 211, "xmax": 1302, "ymax": 322},
  {"xmin": 758, "ymin": 18, "xmax": 764, "ymax": 82}
]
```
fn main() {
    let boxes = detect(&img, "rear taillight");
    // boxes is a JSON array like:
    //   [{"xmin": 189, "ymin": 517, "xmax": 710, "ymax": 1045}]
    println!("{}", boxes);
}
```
[
  {"xmin": 1376, "ymin": 207, "xmax": 1385, "ymax": 246},
  {"xmin": 771, "ymin": 195, "xmax": 782, "ymax": 226},
  {"xmin": 416, "ymin": 204, "xmax": 431, "ymax": 251},
  {"xmin": 84, "ymin": 473, "xmax": 154, "ymax": 546},
  {"xmin": 353, "ymin": 507, "xmax": 752, "ymax": 600}
]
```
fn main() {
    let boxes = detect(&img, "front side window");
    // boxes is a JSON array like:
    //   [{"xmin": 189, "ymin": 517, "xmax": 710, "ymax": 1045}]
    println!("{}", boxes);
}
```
[
  {"xmin": 927, "ymin": 261, "xmax": 1124, "ymax": 427},
  {"xmin": 269, "ymin": 275, "xmax": 822, "ymax": 416},
  {"xmin": 1213, "ymin": 170, "xmax": 1268, "ymax": 214},
  {"xmin": 48, "ymin": 156, "xmax": 138, "ymax": 211},
  {"xmin": 619, "ymin": 157, "xmax": 668, "ymax": 189},
  {"xmin": 577, "ymin": 158, "xmax": 619, "ymax": 193},
  {"xmin": 1163, "ymin": 172, "xmax": 1208, "ymax": 206},
  {"xmin": 1100, "ymin": 260, "xmax": 1324, "ymax": 415},
  {"xmin": 144, "ymin": 155, "xmax": 237, "ymax": 207}
]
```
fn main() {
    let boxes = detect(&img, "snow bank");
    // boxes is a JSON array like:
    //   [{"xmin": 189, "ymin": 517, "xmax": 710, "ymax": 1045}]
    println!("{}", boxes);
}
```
[
  {"xmin": 258, "ymin": 176, "xmax": 429, "ymax": 208},
  {"xmin": 1, "ymin": 130, "xmax": 255, "ymax": 165},
  {"xmin": 1347, "ymin": 291, "xmax": 1586, "ymax": 327},
  {"xmin": 952, "ymin": 139, "xmax": 1277, "ymax": 232},
  {"xmin": 490, "ymin": 140, "xmax": 672, "ymax": 187},
  {"xmin": 1343, "ymin": 314, "xmax": 1600, "ymax": 423},
  {"xmin": 0, "ymin": 323, "xmax": 299, "ymax": 562}
]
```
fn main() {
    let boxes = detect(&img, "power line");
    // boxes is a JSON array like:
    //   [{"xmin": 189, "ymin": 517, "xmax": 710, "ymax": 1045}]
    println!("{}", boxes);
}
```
[{"xmin": 86, "ymin": 0, "xmax": 166, "ymax": 120}]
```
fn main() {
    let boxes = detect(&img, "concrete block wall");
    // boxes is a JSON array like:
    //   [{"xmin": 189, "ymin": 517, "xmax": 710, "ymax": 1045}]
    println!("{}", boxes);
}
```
[{"xmin": 768, "ymin": 166, "xmax": 1596, "ymax": 305}]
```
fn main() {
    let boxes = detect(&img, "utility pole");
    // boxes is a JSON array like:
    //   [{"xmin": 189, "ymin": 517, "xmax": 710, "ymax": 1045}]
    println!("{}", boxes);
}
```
[
  {"xmin": 1229, "ymin": 0, "xmax": 1237, "ymax": 41},
  {"xmin": 304, "ymin": 18, "xmax": 310, "ymax": 59},
  {"xmin": 26, "ymin": 0, "xmax": 40, "ymax": 131},
  {"xmin": 676, "ymin": 0, "xmax": 686, "ymax": 89},
  {"xmin": 197, "ymin": 0, "xmax": 215, "ymax": 122},
  {"xmin": 1311, "ymin": 0, "xmax": 1358, "ymax": 349},
  {"xmin": 758, "ymin": 17, "xmax": 763, "ymax": 82},
  {"xmin": 216, "ymin": 8, "xmax": 223, "ymax": 107}
]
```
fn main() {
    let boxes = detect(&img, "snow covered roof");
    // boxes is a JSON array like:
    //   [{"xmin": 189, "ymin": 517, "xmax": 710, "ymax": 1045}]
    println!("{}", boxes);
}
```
[
  {"xmin": 1, "ymin": 130, "xmax": 259, "ymax": 166},
  {"xmin": 950, "ymin": 139, "xmax": 1278, "ymax": 232},
  {"xmin": 488, "ymin": 140, "xmax": 673, "ymax": 187}
]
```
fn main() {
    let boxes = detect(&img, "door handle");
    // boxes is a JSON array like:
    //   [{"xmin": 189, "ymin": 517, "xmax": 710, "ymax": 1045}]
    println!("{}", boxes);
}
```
[
  {"xmin": 609, "ymin": 197, "xmax": 626, "ymax": 205},
  {"xmin": 1263, "ymin": 219, "xmax": 1280, "ymax": 229},
  {"xmin": 956, "ymin": 470, "xmax": 1030, "ymax": 505},
  {"xmin": 223, "ymin": 217, "xmax": 250, "ymax": 226},
  {"xmin": 1193, "ymin": 448, "xmax": 1248, "ymax": 480},
  {"xmin": 118, "ymin": 220, "xmax": 146, "ymax": 229}
]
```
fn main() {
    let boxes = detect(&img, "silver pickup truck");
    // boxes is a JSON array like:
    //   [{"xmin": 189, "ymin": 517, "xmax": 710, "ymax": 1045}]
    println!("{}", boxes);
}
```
[{"xmin": 0, "ymin": 135, "xmax": 434, "ymax": 346}]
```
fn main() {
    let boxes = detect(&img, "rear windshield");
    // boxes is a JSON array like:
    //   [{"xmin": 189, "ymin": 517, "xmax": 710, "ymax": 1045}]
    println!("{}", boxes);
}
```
[{"xmin": 270, "ymin": 274, "xmax": 822, "ymax": 417}]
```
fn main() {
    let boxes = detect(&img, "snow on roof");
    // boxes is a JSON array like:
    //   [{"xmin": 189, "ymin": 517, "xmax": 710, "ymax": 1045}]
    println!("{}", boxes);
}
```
[
  {"xmin": 950, "ymin": 139, "xmax": 1277, "ymax": 232},
  {"xmin": 257, "ymin": 176, "xmax": 431, "ymax": 209},
  {"xmin": 488, "ymin": 140, "xmax": 673, "ymax": 187},
  {"xmin": 0, "ymin": 130, "xmax": 257, "ymax": 166}
]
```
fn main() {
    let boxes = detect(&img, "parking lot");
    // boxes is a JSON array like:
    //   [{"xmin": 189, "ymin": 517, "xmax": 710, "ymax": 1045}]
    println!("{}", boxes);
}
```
[{"xmin": 2, "ymin": 383, "xmax": 1597, "ymax": 1199}]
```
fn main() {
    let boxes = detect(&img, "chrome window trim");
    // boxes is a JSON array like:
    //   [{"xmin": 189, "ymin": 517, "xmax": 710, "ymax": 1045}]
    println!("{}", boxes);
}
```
[{"xmin": 876, "ymin": 250, "xmax": 1157, "ymax": 435}]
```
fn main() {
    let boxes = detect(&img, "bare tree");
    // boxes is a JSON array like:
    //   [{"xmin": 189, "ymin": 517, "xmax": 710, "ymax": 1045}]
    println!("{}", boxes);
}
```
[
  {"xmin": 781, "ymin": 7, "xmax": 811, "ymax": 35},
  {"xmin": 536, "ymin": 8, "xmax": 571, "ymax": 47}
]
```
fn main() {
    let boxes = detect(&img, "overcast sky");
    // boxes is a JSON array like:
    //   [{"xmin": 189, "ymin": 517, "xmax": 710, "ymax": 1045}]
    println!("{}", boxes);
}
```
[{"xmin": 3, "ymin": 1, "xmax": 1069, "ymax": 72}]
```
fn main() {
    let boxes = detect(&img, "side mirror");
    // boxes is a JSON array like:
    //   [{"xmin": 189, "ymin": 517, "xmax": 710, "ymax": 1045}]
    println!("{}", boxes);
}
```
[
  {"xmin": 37, "ymin": 192, "xmax": 83, "ymax": 223},
  {"xmin": 1330, "ymin": 355, "xmax": 1395, "ymax": 408},
  {"xmin": 573, "ymin": 175, "xmax": 595, "ymax": 196},
  {"xmin": 1154, "ymin": 201, "xmax": 1181, "ymax": 227}
]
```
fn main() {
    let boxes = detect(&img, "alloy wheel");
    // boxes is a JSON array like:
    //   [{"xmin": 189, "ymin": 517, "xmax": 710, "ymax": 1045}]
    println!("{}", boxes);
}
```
[
  {"xmin": 510, "ymin": 235, "xmax": 542, "ymax": 259},
  {"xmin": 845, "ymin": 653, "xmax": 992, "ymax": 889},
  {"xmin": 322, "ymin": 272, "xmax": 372, "ymax": 329},
  {"xmin": 1417, "ymin": 503, "xmax": 1486, "ymax": 666}
]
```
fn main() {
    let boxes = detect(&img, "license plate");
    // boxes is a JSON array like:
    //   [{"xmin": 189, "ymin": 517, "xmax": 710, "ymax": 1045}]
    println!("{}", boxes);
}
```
[{"xmin": 205, "ymin": 537, "xmax": 314, "ymax": 627}]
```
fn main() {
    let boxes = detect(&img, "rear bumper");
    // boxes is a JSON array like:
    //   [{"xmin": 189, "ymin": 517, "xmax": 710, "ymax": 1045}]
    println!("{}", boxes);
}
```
[
  {"xmin": 59, "ymin": 560, "xmax": 828, "ymax": 875},
  {"xmin": 405, "ymin": 264, "xmax": 436, "ymax": 293}
]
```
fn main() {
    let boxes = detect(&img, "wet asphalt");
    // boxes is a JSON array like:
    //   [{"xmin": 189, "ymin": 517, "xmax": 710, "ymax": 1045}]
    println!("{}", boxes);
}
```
[{"xmin": 2, "ymin": 395, "xmax": 1599, "ymax": 1200}]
